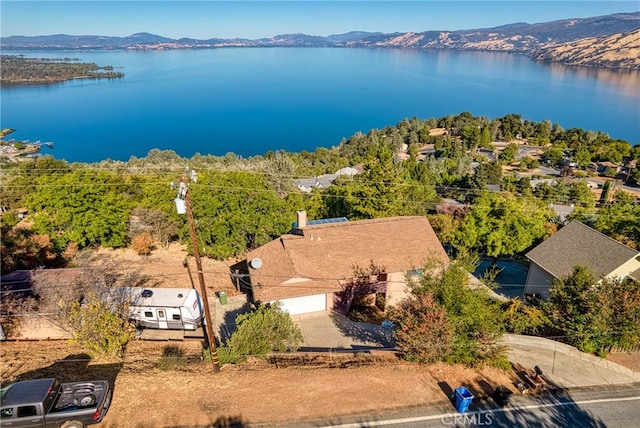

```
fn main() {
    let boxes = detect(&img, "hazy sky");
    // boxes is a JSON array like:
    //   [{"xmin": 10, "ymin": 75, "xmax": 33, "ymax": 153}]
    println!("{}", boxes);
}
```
[{"xmin": 2, "ymin": 1, "xmax": 638, "ymax": 39}]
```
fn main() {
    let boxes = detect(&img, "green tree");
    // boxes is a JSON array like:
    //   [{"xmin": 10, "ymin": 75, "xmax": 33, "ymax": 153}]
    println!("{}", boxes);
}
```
[
  {"xmin": 479, "ymin": 125, "xmax": 491, "ymax": 148},
  {"xmin": 599, "ymin": 141, "xmax": 631, "ymax": 164},
  {"xmin": 573, "ymin": 147, "xmax": 593, "ymax": 168},
  {"xmin": 598, "ymin": 180, "xmax": 612, "ymax": 206},
  {"xmin": 460, "ymin": 125, "xmax": 480, "ymax": 149},
  {"xmin": 403, "ymin": 261, "xmax": 507, "ymax": 366},
  {"xmin": 454, "ymin": 192, "xmax": 554, "ymax": 259},
  {"xmin": 26, "ymin": 168, "xmax": 133, "ymax": 250},
  {"xmin": 324, "ymin": 140, "xmax": 436, "ymax": 219},
  {"xmin": 568, "ymin": 182, "xmax": 596, "ymax": 208},
  {"xmin": 189, "ymin": 170, "xmax": 293, "ymax": 259},
  {"xmin": 499, "ymin": 143, "xmax": 519, "ymax": 163},
  {"xmin": 67, "ymin": 298, "xmax": 135, "ymax": 357},
  {"xmin": 544, "ymin": 266, "xmax": 640, "ymax": 355},
  {"xmin": 468, "ymin": 160, "xmax": 502, "ymax": 189},
  {"xmin": 495, "ymin": 114, "xmax": 523, "ymax": 141},
  {"xmin": 543, "ymin": 146, "xmax": 564, "ymax": 166},
  {"xmin": 0, "ymin": 156, "xmax": 71, "ymax": 211},
  {"xmin": 502, "ymin": 298, "xmax": 549, "ymax": 334},
  {"xmin": 533, "ymin": 120, "xmax": 552, "ymax": 146},
  {"xmin": 218, "ymin": 302, "xmax": 304, "ymax": 364},
  {"xmin": 595, "ymin": 191, "xmax": 640, "ymax": 248}
]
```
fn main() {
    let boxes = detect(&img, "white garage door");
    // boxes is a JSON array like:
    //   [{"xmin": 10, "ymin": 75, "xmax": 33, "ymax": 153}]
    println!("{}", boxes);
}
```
[{"xmin": 274, "ymin": 294, "xmax": 327, "ymax": 315}]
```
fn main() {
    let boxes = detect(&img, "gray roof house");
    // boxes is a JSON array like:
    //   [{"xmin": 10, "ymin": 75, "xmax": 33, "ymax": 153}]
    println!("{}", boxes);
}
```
[
  {"xmin": 294, "ymin": 165, "xmax": 362, "ymax": 193},
  {"xmin": 295, "ymin": 174, "xmax": 336, "ymax": 193},
  {"xmin": 524, "ymin": 221, "xmax": 640, "ymax": 297}
]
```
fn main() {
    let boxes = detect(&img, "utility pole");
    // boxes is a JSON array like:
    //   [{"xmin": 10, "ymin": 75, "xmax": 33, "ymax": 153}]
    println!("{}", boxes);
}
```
[{"xmin": 175, "ymin": 172, "xmax": 221, "ymax": 373}]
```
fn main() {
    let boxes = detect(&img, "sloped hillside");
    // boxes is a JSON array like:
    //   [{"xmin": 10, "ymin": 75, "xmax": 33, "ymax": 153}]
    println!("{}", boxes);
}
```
[{"xmin": 531, "ymin": 29, "xmax": 640, "ymax": 69}]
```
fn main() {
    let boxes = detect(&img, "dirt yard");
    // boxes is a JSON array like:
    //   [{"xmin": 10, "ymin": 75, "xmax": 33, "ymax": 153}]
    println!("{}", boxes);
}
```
[
  {"xmin": 3, "ymin": 244, "xmax": 636, "ymax": 427},
  {"xmin": 0, "ymin": 244, "xmax": 521, "ymax": 426},
  {"xmin": 1, "ymin": 340, "xmax": 521, "ymax": 428},
  {"xmin": 608, "ymin": 352, "xmax": 640, "ymax": 373}
]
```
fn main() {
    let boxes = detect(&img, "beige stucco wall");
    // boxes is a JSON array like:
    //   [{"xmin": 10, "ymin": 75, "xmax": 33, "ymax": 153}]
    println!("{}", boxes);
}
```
[
  {"xmin": 385, "ymin": 271, "xmax": 410, "ymax": 307},
  {"xmin": 325, "ymin": 292, "xmax": 336, "ymax": 311},
  {"xmin": 607, "ymin": 256, "xmax": 640, "ymax": 281}
]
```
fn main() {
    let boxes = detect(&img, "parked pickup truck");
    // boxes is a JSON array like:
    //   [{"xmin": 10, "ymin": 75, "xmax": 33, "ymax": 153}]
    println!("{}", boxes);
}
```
[{"xmin": 0, "ymin": 378, "xmax": 111, "ymax": 428}]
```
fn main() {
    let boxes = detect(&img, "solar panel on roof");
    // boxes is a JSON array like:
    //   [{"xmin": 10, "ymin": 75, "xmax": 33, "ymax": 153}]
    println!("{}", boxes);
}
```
[{"xmin": 307, "ymin": 217, "xmax": 348, "ymax": 225}]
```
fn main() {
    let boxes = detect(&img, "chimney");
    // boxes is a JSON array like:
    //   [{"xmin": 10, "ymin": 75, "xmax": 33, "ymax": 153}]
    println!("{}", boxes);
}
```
[{"xmin": 296, "ymin": 209, "xmax": 307, "ymax": 228}]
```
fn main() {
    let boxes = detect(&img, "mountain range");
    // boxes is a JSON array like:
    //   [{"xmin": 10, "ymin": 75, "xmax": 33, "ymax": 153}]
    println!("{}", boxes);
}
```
[{"xmin": 2, "ymin": 12, "xmax": 639, "ymax": 69}]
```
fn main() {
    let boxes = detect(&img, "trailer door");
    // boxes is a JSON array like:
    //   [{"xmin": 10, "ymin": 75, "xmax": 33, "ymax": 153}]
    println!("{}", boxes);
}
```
[{"xmin": 156, "ymin": 309, "xmax": 168, "ymax": 329}]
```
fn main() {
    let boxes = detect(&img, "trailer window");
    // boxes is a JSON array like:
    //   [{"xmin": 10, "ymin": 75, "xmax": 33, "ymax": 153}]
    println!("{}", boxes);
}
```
[
  {"xmin": 17, "ymin": 406, "xmax": 37, "ymax": 417},
  {"xmin": 1, "ymin": 408, "xmax": 13, "ymax": 418},
  {"xmin": 172, "ymin": 314, "xmax": 181, "ymax": 320},
  {"xmin": 144, "ymin": 311, "xmax": 153, "ymax": 318}
]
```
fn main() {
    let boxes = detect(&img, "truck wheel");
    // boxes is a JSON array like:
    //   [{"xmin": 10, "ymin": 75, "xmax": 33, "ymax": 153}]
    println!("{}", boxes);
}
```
[
  {"xmin": 74, "ymin": 394, "xmax": 96, "ymax": 407},
  {"xmin": 61, "ymin": 421, "xmax": 84, "ymax": 428}
]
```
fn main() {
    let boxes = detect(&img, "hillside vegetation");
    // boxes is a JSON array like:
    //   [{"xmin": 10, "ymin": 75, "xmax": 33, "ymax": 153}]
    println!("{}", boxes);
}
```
[
  {"xmin": 531, "ymin": 29, "xmax": 640, "ymax": 69},
  {"xmin": 2, "ymin": 12, "xmax": 639, "ymax": 69},
  {"xmin": 0, "ymin": 55, "xmax": 124, "ymax": 85},
  {"xmin": 2, "ymin": 111, "xmax": 638, "ymax": 274}
]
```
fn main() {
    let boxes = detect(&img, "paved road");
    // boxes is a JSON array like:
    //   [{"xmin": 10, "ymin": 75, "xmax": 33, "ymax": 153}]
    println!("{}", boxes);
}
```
[{"xmin": 265, "ymin": 384, "xmax": 640, "ymax": 428}]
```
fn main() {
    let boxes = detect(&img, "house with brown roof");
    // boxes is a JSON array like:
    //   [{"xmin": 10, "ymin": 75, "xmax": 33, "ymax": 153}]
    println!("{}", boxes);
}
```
[
  {"xmin": 245, "ymin": 211, "xmax": 449, "ymax": 315},
  {"xmin": 524, "ymin": 221, "xmax": 640, "ymax": 297}
]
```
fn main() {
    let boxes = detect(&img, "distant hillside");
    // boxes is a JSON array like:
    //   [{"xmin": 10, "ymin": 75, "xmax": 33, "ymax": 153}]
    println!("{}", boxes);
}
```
[
  {"xmin": 2, "ymin": 12, "xmax": 639, "ymax": 69},
  {"xmin": 531, "ymin": 28, "xmax": 640, "ymax": 69}
]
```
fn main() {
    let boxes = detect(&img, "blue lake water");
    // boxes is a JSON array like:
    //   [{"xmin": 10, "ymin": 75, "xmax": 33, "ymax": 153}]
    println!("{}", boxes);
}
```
[{"xmin": 1, "ymin": 48, "xmax": 639, "ymax": 163}]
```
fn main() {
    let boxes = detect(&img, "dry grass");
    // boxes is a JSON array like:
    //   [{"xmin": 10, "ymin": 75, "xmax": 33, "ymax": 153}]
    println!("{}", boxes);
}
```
[
  {"xmin": 1, "ymin": 244, "xmax": 523, "ymax": 426},
  {"xmin": 1, "ymin": 340, "xmax": 519, "ymax": 427}
]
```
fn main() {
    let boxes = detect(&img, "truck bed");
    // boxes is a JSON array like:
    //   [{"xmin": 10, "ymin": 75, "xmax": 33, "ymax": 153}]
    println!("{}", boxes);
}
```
[{"xmin": 52, "ymin": 381, "xmax": 109, "ymax": 411}]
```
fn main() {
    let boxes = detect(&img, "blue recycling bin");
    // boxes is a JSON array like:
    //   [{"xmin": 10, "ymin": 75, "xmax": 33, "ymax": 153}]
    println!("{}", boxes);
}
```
[{"xmin": 453, "ymin": 386, "xmax": 474, "ymax": 413}]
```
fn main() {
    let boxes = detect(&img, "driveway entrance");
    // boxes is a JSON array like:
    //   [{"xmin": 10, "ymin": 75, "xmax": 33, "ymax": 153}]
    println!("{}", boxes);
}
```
[{"xmin": 292, "ymin": 311, "xmax": 395, "ymax": 351}]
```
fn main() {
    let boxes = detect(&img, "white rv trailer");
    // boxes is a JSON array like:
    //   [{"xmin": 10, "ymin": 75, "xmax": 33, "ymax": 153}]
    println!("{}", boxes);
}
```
[{"xmin": 111, "ymin": 287, "xmax": 204, "ymax": 330}]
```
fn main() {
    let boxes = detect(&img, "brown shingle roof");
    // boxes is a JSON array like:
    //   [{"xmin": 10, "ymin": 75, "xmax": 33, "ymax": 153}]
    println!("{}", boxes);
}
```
[
  {"xmin": 246, "ymin": 216, "xmax": 449, "ymax": 302},
  {"xmin": 526, "ymin": 221, "xmax": 639, "ymax": 280}
]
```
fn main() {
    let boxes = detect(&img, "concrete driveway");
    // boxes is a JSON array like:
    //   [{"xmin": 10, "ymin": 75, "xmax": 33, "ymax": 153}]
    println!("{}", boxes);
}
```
[
  {"xmin": 291, "ymin": 311, "xmax": 395, "ymax": 352},
  {"xmin": 290, "ymin": 312, "xmax": 640, "ymax": 391}
]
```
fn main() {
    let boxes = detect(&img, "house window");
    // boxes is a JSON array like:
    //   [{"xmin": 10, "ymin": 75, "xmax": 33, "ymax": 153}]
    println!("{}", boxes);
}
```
[
  {"xmin": 172, "ymin": 314, "xmax": 181, "ymax": 321},
  {"xmin": 144, "ymin": 311, "xmax": 153, "ymax": 318},
  {"xmin": 17, "ymin": 406, "xmax": 37, "ymax": 417},
  {"xmin": 1, "ymin": 408, "xmax": 14, "ymax": 418},
  {"xmin": 408, "ymin": 269, "xmax": 423, "ymax": 278}
]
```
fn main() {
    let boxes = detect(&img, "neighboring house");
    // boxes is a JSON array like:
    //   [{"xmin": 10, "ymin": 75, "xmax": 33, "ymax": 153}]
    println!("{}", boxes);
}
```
[
  {"xmin": 245, "ymin": 211, "xmax": 449, "ymax": 315},
  {"xmin": 476, "ymin": 148, "xmax": 496, "ymax": 161},
  {"xmin": 524, "ymin": 221, "xmax": 640, "ymax": 297},
  {"xmin": 418, "ymin": 144, "xmax": 436, "ymax": 158},
  {"xmin": 436, "ymin": 198, "xmax": 469, "ymax": 216},
  {"xmin": 295, "ymin": 174, "xmax": 336, "ymax": 193},
  {"xmin": 589, "ymin": 161, "xmax": 621, "ymax": 176},
  {"xmin": 334, "ymin": 166, "xmax": 360, "ymax": 177},
  {"xmin": 294, "ymin": 165, "xmax": 362, "ymax": 193},
  {"xmin": 549, "ymin": 204, "xmax": 575, "ymax": 223},
  {"xmin": 530, "ymin": 178, "xmax": 557, "ymax": 189}
]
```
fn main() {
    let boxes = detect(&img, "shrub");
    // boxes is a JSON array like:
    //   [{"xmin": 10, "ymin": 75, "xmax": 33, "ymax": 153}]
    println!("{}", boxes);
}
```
[
  {"xmin": 503, "ymin": 298, "xmax": 549, "ymax": 334},
  {"xmin": 387, "ymin": 292, "xmax": 453, "ymax": 364},
  {"xmin": 67, "ymin": 299, "xmax": 135, "ymax": 357},
  {"xmin": 396, "ymin": 260, "xmax": 506, "ymax": 367},
  {"xmin": 218, "ymin": 302, "xmax": 303, "ymax": 364},
  {"xmin": 132, "ymin": 232, "xmax": 154, "ymax": 255}
]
